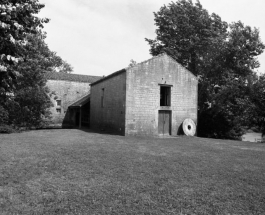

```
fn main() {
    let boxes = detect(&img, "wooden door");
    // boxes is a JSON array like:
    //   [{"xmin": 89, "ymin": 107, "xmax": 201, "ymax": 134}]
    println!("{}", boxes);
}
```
[
  {"xmin": 158, "ymin": 111, "xmax": 171, "ymax": 135},
  {"xmin": 158, "ymin": 111, "xmax": 164, "ymax": 134}
]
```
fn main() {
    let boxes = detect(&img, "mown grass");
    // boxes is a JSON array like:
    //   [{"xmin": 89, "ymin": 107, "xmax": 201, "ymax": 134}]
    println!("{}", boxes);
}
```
[{"xmin": 0, "ymin": 129, "xmax": 265, "ymax": 214}]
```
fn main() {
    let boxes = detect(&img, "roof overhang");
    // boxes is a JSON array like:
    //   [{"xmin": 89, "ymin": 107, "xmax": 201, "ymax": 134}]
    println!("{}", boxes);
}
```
[{"xmin": 69, "ymin": 94, "xmax": 90, "ymax": 108}]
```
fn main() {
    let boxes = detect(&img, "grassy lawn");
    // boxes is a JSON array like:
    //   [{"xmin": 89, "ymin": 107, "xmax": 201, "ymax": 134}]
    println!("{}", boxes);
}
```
[{"xmin": 0, "ymin": 129, "xmax": 265, "ymax": 214}]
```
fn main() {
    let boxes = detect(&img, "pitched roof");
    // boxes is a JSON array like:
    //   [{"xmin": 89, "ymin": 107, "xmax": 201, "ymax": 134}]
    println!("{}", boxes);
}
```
[
  {"xmin": 69, "ymin": 94, "xmax": 90, "ymax": 108},
  {"xmin": 46, "ymin": 71, "xmax": 102, "ymax": 83},
  {"xmin": 90, "ymin": 53, "xmax": 197, "ymax": 86},
  {"xmin": 90, "ymin": 69, "xmax": 126, "ymax": 86}
]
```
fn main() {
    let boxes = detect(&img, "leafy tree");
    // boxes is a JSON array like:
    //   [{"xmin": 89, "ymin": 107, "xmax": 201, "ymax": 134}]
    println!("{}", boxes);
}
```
[
  {"xmin": 248, "ymin": 74, "xmax": 265, "ymax": 134},
  {"xmin": 0, "ymin": 0, "xmax": 49, "ymax": 130},
  {"xmin": 225, "ymin": 21, "xmax": 265, "ymax": 77},
  {"xmin": 0, "ymin": 0, "xmax": 48, "ymax": 94},
  {"xmin": 198, "ymin": 74, "xmax": 251, "ymax": 138},
  {"xmin": 0, "ymin": 1, "xmax": 74, "ymax": 129},
  {"xmin": 5, "ymin": 31, "xmax": 75, "ymax": 128},
  {"xmin": 58, "ymin": 60, "xmax": 74, "ymax": 73},
  {"xmin": 145, "ymin": 0, "xmax": 228, "ymax": 76},
  {"xmin": 146, "ymin": 0, "xmax": 265, "ymax": 139},
  {"xmin": 198, "ymin": 22, "xmax": 265, "ymax": 138},
  {"xmin": 4, "ymin": 32, "xmax": 55, "ymax": 128}
]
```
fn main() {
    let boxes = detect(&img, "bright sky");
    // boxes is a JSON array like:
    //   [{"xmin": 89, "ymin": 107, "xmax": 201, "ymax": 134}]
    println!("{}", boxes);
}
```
[{"xmin": 38, "ymin": 0, "xmax": 265, "ymax": 76}]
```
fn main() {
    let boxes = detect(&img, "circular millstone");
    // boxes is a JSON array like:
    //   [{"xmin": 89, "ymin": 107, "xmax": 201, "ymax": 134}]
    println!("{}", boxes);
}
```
[{"xmin": 182, "ymin": 118, "xmax": 196, "ymax": 136}]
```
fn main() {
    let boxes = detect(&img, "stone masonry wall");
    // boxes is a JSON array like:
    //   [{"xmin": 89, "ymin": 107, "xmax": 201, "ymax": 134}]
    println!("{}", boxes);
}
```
[
  {"xmin": 46, "ymin": 80, "xmax": 90, "ymax": 125},
  {"xmin": 90, "ymin": 72, "xmax": 126, "ymax": 135},
  {"xmin": 125, "ymin": 54, "xmax": 198, "ymax": 136}
]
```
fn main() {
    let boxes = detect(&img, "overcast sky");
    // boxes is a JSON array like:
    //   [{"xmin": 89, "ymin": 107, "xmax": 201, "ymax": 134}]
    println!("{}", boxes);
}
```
[{"xmin": 38, "ymin": 0, "xmax": 265, "ymax": 77}]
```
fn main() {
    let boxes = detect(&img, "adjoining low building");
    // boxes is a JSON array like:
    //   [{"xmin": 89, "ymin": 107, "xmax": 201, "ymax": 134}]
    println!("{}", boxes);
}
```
[
  {"xmin": 67, "ymin": 94, "xmax": 91, "ymax": 128},
  {"xmin": 241, "ymin": 132, "xmax": 265, "ymax": 143},
  {"xmin": 90, "ymin": 53, "xmax": 198, "ymax": 136},
  {"xmin": 46, "ymin": 72, "xmax": 101, "ymax": 128}
]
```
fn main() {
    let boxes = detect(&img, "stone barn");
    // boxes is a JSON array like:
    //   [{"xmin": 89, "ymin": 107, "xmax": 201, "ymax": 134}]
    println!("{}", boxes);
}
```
[
  {"xmin": 90, "ymin": 53, "xmax": 198, "ymax": 136},
  {"xmin": 46, "ymin": 72, "xmax": 101, "ymax": 128}
]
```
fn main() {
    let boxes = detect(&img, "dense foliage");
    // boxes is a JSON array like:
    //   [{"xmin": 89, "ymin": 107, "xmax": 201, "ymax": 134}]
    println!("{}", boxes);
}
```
[
  {"xmin": 0, "ymin": 0, "xmax": 48, "ymax": 91},
  {"xmin": 0, "ymin": 0, "xmax": 72, "ymax": 132},
  {"xmin": 146, "ymin": 0, "xmax": 265, "ymax": 139}
]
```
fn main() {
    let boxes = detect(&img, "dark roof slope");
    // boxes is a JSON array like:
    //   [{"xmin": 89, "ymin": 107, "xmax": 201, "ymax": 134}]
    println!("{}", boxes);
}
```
[
  {"xmin": 46, "ymin": 71, "xmax": 102, "ymax": 83},
  {"xmin": 69, "ymin": 94, "xmax": 90, "ymax": 108},
  {"xmin": 90, "ymin": 69, "xmax": 126, "ymax": 86}
]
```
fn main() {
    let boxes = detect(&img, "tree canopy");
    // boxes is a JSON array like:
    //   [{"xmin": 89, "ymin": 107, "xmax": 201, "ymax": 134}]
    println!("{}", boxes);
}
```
[
  {"xmin": 146, "ymin": 0, "xmax": 265, "ymax": 139},
  {"xmin": 0, "ymin": 1, "xmax": 73, "ymax": 131},
  {"xmin": 0, "ymin": 0, "xmax": 48, "ymax": 91}
]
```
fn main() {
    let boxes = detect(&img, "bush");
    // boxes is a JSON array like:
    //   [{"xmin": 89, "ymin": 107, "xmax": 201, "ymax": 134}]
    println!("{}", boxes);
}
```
[
  {"xmin": 0, "ymin": 105, "xmax": 8, "ymax": 125},
  {"xmin": 0, "ymin": 125, "xmax": 15, "ymax": 134}
]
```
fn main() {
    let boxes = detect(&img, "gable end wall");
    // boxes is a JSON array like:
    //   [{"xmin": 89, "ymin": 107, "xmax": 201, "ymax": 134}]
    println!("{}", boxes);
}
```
[{"xmin": 125, "ymin": 54, "xmax": 198, "ymax": 136}]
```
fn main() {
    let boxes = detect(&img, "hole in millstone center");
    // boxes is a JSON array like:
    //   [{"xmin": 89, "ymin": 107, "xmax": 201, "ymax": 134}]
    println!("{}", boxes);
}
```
[{"xmin": 188, "ymin": 125, "xmax": 191, "ymax": 130}]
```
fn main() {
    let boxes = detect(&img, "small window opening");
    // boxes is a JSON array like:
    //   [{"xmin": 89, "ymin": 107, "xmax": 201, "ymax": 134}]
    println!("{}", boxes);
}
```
[
  {"xmin": 56, "ymin": 100, "xmax": 61, "ymax": 106},
  {"xmin": 56, "ymin": 108, "xmax": 61, "ymax": 113},
  {"xmin": 101, "ymin": 88, "xmax": 104, "ymax": 108},
  {"xmin": 160, "ymin": 86, "xmax": 171, "ymax": 106}
]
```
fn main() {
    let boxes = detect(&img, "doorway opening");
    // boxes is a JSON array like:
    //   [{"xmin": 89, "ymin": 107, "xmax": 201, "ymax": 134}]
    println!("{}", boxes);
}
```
[
  {"xmin": 160, "ymin": 86, "xmax": 171, "ymax": 106},
  {"xmin": 75, "ymin": 112, "xmax": 80, "ymax": 126}
]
